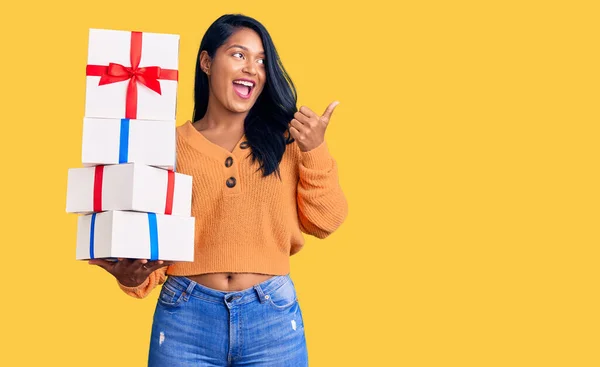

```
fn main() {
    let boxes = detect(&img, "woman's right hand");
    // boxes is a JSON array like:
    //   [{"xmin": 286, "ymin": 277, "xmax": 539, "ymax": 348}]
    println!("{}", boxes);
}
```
[{"xmin": 88, "ymin": 258, "xmax": 175, "ymax": 287}]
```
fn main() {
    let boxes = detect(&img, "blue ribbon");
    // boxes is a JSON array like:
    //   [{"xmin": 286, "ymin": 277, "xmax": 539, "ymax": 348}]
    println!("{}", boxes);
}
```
[
  {"xmin": 119, "ymin": 118, "xmax": 130, "ymax": 164},
  {"xmin": 88, "ymin": 212, "xmax": 159, "ymax": 261},
  {"xmin": 148, "ymin": 213, "xmax": 159, "ymax": 261},
  {"xmin": 89, "ymin": 213, "xmax": 97, "ymax": 259}
]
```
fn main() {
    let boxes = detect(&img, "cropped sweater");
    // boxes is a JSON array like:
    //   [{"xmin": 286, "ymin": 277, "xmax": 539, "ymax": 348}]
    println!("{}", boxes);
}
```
[{"xmin": 118, "ymin": 121, "xmax": 348, "ymax": 298}]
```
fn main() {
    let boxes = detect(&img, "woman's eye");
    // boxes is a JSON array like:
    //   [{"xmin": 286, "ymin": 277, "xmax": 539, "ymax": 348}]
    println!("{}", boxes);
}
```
[{"xmin": 233, "ymin": 52, "xmax": 264, "ymax": 65}]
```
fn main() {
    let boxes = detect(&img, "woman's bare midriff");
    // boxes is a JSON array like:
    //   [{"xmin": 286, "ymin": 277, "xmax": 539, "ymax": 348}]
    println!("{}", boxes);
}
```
[{"xmin": 185, "ymin": 272, "xmax": 275, "ymax": 292}]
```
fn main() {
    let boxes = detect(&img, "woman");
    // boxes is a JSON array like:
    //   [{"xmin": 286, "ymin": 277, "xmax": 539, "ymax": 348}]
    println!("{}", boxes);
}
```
[{"xmin": 89, "ymin": 13, "xmax": 347, "ymax": 366}]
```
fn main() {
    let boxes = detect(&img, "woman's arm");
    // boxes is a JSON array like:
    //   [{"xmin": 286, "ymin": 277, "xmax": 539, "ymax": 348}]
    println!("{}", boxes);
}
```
[
  {"xmin": 89, "ymin": 258, "xmax": 171, "ymax": 299},
  {"xmin": 296, "ymin": 140, "xmax": 348, "ymax": 238},
  {"xmin": 117, "ymin": 266, "xmax": 168, "ymax": 299}
]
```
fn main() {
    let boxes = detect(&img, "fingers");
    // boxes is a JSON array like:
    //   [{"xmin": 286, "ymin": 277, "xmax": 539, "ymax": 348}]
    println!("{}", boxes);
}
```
[
  {"xmin": 289, "ymin": 126, "xmax": 301, "ymax": 140},
  {"xmin": 90, "ymin": 258, "xmax": 174, "ymax": 274},
  {"xmin": 88, "ymin": 259, "xmax": 115, "ymax": 272},
  {"xmin": 112, "ymin": 258, "xmax": 147, "ymax": 272},
  {"xmin": 321, "ymin": 101, "xmax": 339, "ymax": 123},
  {"xmin": 299, "ymin": 106, "xmax": 318, "ymax": 119},
  {"xmin": 290, "ymin": 118, "xmax": 305, "ymax": 133},
  {"xmin": 126, "ymin": 259, "xmax": 147, "ymax": 271},
  {"xmin": 144, "ymin": 260, "xmax": 174, "ymax": 273},
  {"xmin": 294, "ymin": 110, "xmax": 312, "ymax": 124},
  {"xmin": 297, "ymin": 102, "xmax": 339, "ymax": 126}
]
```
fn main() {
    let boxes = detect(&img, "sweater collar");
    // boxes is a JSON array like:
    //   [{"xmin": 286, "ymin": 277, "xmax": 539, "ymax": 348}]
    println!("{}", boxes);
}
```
[{"xmin": 179, "ymin": 120, "xmax": 249, "ymax": 162}]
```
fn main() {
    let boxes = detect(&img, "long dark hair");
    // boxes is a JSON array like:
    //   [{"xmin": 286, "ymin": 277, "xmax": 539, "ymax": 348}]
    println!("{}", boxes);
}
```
[{"xmin": 192, "ymin": 14, "xmax": 297, "ymax": 178}]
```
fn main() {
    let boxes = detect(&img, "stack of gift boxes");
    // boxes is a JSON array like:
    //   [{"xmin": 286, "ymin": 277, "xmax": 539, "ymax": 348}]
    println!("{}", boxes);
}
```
[{"xmin": 66, "ymin": 28, "xmax": 195, "ymax": 262}]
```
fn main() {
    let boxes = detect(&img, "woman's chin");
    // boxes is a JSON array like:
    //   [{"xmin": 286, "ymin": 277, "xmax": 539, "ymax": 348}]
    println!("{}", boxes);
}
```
[{"xmin": 228, "ymin": 101, "xmax": 254, "ymax": 113}]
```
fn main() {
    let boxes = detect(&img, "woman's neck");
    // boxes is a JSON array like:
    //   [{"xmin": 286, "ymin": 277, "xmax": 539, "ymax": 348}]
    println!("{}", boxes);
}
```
[{"xmin": 196, "ymin": 98, "xmax": 247, "ymax": 133}]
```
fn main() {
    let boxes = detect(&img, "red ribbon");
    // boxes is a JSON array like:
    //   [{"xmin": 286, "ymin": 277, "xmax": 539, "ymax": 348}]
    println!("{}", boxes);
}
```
[
  {"xmin": 92, "ymin": 166, "xmax": 175, "ymax": 214},
  {"xmin": 93, "ymin": 166, "xmax": 104, "ymax": 212},
  {"xmin": 164, "ymin": 170, "xmax": 175, "ymax": 215},
  {"xmin": 86, "ymin": 31, "xmax": 178, "ymax": 119}
]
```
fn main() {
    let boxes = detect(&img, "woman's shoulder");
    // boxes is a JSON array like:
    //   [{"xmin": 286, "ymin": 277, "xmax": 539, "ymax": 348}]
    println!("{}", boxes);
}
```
[
  {"xmin": 175, "ymin": 120, "xmax": 201, "ymax": 149},
  {"xmin": 176, "ymin": 120, "xmax": 194, "ymax": 135}
]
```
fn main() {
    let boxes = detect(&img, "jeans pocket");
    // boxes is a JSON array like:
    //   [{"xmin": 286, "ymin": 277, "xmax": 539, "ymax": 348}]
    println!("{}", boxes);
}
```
[
  {"xmin": 266, "ymin": 278, "xmax": 298, "ymax": 311},
  {"xmin": 157, "ymin": 282, "xmax": 183, "ymax": 308}
]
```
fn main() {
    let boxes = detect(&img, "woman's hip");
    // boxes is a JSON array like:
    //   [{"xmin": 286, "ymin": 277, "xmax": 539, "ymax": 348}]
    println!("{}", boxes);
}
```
[
  {"xmin": 151, "ymin": 272, "xmax": 303, "ymax": 327},
  {"xmin": 149, "ymin": 273, "xmax": 307, "ymax": 365}
]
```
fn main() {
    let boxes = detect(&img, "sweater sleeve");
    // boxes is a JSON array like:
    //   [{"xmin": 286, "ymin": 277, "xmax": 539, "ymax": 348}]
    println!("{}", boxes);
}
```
[
  {"xmin": 297, "ymin": 140, "xmax": 348, "ymax": 238},
  {"xmin": 116, "ymin": 266, "xmax": 168, "ymax": 299}
]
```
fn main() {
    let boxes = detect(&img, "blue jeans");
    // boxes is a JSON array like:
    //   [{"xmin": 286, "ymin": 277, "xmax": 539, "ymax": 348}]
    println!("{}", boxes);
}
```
[{"xmin": 148, "ymin": 274, "xmax": 309, "ymax": 366}]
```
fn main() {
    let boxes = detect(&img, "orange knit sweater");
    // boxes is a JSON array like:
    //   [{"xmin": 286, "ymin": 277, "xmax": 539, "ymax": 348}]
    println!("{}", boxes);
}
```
[{"xmin": 118, "ymin": 120, "xmax": 348, "ymax": 298}]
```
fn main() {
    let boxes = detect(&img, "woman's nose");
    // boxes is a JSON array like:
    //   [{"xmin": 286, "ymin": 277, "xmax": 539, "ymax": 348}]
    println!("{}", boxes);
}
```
[{"xmin": 243, "ymin": 62, "xmax": 257, "ymax": 75}]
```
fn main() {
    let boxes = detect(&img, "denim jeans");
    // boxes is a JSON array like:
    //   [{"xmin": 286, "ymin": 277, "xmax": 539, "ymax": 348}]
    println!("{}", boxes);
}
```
[{"xmin": 148, "ymin": 273, "xmax": 308, "ymax": 366}]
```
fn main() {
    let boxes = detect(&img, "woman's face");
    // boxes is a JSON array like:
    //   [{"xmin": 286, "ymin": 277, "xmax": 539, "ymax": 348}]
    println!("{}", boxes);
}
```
[{"xmin": 204, "ymin": 28, "xmax": 266, "ymax": 114}]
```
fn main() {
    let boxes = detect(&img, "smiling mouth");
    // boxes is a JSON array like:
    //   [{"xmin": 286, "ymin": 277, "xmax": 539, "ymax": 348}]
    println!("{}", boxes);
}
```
[
  {"xmin": 233, "ymin": 83, "xmax": 251, "ymax": 97},
  {"xmin": 232, "ymin": 80, "xmax": 255, "ymax": 99}
]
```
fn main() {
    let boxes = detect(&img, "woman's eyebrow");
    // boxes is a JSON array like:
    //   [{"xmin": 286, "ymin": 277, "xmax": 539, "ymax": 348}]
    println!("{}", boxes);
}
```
[{"xmin": 227, "ymin": 44, "xmax": 265, "ymax": 55}]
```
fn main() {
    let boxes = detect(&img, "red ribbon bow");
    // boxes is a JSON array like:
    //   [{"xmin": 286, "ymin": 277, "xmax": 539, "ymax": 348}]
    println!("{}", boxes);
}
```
[{"xmin": 86, "ymin": 31, "xmax": 178, "ymax": 119}]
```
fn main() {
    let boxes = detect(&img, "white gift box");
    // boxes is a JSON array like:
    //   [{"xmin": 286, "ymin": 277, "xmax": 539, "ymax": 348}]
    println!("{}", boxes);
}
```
[
  {"xmin": 81, "ymin": 117, "xmax": 176, "ymax": 170},
  {"xmin": 76, "ymin": 210, "xmax": 194, "ymax": 261},
  {"xmin": 84, "ymin": 28, "xmax": 179, "ymax": 121},
  {"xmin": 66, "ymin": 163, "xmax": 192, "ymax": 216}
]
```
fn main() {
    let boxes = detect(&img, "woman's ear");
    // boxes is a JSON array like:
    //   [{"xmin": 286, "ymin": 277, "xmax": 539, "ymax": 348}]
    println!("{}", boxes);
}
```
[{"xmin": 200, "ymin": 51, "xmax": 212, "ymax": 75}]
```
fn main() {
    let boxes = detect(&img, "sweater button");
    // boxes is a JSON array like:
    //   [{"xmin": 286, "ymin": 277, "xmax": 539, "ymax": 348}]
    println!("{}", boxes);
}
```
[
  {"xmin": 240, "ymin": 141, "xmax": 249, "ymax": 149},
  {"xmin": 226, "ymin": 177, "xmax": 237, "ymax": 188},
  {"xmin": 225, "ymin": 157, "xmax": 233, "ymax": 167}
]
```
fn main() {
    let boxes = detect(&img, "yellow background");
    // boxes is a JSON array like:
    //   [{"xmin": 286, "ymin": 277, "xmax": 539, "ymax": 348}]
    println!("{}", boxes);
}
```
[{"xmin": 1, "ymin": 0, "xmax": 599, "ymax": 366}]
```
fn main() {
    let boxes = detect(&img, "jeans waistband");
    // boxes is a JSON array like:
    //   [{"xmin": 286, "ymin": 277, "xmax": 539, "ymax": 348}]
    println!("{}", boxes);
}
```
[{"xmin": 164, "ymin": 273, "xmax": 292, "ymax": 306}]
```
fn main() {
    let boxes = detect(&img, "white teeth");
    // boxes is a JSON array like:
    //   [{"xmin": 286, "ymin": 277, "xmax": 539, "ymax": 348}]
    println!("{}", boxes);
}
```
[{"xmin": 233, "ymin": 80, "xmax": 254, "ymax": 88}]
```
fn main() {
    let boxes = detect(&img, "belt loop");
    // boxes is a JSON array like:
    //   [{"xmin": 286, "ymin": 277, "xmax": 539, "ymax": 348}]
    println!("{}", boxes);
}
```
[
  {"xmin": 253, "ymin": 284, "xmax": 268, "ymax": 303},
  {"xmin": 182, "ymin": 279, "xmax": 196, "ymax": 302}
]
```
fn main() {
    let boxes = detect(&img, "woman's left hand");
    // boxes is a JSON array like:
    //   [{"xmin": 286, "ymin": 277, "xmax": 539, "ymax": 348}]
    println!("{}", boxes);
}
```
[{"xmin": 290, "ymin": 101, "xmax": 339, "ymax": 152}]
